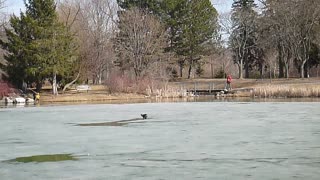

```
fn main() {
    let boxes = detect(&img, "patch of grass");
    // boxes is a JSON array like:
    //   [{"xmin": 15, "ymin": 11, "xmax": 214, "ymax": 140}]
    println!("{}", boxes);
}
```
[{"xmin": 77, "ymin": 118, "xmax": 145, "ymax": 127}]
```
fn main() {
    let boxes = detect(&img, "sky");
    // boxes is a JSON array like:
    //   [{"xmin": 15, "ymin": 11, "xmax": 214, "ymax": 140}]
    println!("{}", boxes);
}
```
[
  {"xmin": 213, "ymin": 0, "xmax": 234, "ymax": 13},
  {"xmin": 3, "ymin": 0, "xmax": 25, "ymax": 15},
  {"xmin": 4, "ymin": 0, "xmax": 235, "ymax": 15}
]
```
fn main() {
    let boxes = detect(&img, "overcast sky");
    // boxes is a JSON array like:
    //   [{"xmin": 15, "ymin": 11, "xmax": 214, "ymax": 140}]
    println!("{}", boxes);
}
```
[{"xmin": 4, "ymin": 0, "xmax": 234, "ymax": 15}]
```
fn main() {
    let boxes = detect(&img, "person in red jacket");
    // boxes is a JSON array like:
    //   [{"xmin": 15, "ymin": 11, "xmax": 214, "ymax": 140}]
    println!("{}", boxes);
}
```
[{"xmin": 226, "ymin": 74, "xmax": 232, "ymax": 90}]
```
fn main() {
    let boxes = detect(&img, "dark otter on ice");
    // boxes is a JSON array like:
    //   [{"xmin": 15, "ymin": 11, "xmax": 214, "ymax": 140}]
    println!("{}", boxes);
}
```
[{"xmin": 141, "ymin": 114, "xmax": 147, "ymax": 119}]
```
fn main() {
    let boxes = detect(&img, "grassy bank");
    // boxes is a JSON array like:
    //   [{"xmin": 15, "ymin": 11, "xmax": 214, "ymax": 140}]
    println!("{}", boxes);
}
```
[{"xmin": 40, "ymin": 85, "xmax": 145, "ymax": 103}]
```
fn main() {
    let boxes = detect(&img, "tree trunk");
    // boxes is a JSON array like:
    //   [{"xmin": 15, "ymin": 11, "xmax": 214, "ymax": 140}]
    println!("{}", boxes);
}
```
[
  {"xmin": 52, "ymin": 72, "xmax": 58, "ymax": 95},
  {"xmin": 245, "ymin": 60, "xmax": 249, "ymax": 78},
  {"xmin": 238, "ymin": 60, "xmax": 243, "ymax": 79},
  {"xmin": 22, "ymin": 80, "xmax": 27, "ymax": 93},
  {"xmin": 300, "ymin": 63, "xmax": 305, "ymax": 78},
  {"xmin": 178, "ymin": 59, "xmax": 184, "ymax": 78},
  {"xmin": 187, "ymin": 64, "xmax": 192, "ymax": 79},
  {"xmin": 222, "ymin": 62, "xmax": 226, "ymax": 78},
  {"xmin": 285, "ymin": 63, "xmax": 289, "ymax": 79},
  {"xmin": 277, "ymin": 44, "xmax": 285, "ymax": 78},
  {"xmin": 269, "ymin": 68, "xmax": 272, "ymax": 83},
  {"xmin": 98, "ymin": 73, "xmax": 102, "ymax": 85},
  {"xmin": 92, "ymin": 75, "xmax": 96, "ymax": 85},
  {"xmin": 179, "ymin": 65, "xmax": 183, "ymax": 78},
  {"xmin": 210, "ymin": 63, "xmax": 214, "ymax": 79},
  {"xmin": 304, "ymin": 61, "xmax": 310, "ymax": 78},
  {"xmin": 63, "ymin": 72, "xmax": 80, "ymax": 92},
  {"xmin": 36, "ymin": 81, "xmax": 42, "ymax": 92},
  {"xmin": 259, "ymin": 63, "xmax": 264, "ymax": 79}
]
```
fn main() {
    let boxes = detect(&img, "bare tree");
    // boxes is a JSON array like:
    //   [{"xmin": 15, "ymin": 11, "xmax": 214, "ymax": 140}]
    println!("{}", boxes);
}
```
[
  {"xmin": 115, "ymin": 7, "xmax": 167, "ymax": 79},
  {"xmin": 263, "ymin": 48, "xmax": 278, "ymax": 80},
  {"xmin": 261, "ymin": 0, "xmax": 320, "ymax": 78},
  {"xmin": 0, "ymin": 0, "xmax": 5, "ymax": 9},
  {"xmin": 81, "ymin": 0, "xmax": 117, "ymax": 84},
  {"xmin": 58, "ymin": 0, "xmax": 118, "ymax": 85},
  {"xmin": 56, "ymin": 0, "xmax": 83, "ymax": 91},
  {"xmin": 0, "ymin": 0, "xmax": 7, "ymax": 26},
  {"xmin": 63, "ymin": 0, "xmax": 95, "ymax": 83},
  {"xmin": 218, "ymin": 12, "xmax": 239, "ymax": 78},
  {"xmin": 273, "ymin": 12, "xmax": 293, "ymax": 78},
  {"xmin": 0, "ymin": 0, "xmax": 8, "ymax": 80},
  {"xmin": 258, "ymin": 0, "xmax": 293, "ymax": 78},
  {"xmin": 57, "ymin": 0, "xmax": 82, "ymax": 28},
  {"xmin": 219, "ymin": 12, "xmax": 233, "ymax": 45},
  {"xmin": 230, "ymin": 7, "xmax": 258, "ymax": 79},
  {"xmin": 288, "ymin": 0, "xmax": 320, "ymax": 78}
]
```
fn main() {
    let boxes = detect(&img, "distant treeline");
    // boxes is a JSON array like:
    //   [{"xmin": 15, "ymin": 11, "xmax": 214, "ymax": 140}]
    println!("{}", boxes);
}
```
[{"xmin": 0, "ymin": 0, "xmax": 319, "ymax": 95}]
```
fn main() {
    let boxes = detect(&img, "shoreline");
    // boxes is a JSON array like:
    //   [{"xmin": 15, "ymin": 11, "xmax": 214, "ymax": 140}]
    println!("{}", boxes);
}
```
[
  {"xmin": 1, "ymin": 78, "xmax": 320, "ymax": 106},
  {"xmin": 40, "ymin": 93, "xmax": 146, "ymax": 103},
  {"xmin": 1, "ymin": 96, "xmax": 320, "ymax": 108}
]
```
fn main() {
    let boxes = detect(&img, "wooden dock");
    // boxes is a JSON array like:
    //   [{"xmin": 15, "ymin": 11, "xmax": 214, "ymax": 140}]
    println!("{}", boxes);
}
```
[
  {"xmin": 187, "ymin": 88, "xmax": 254, "ymax": 95},
  {"xmin": 178, "ymin": 82, "xmax": 253, "ymax": 96},
  {"xmin": 187, "ymin": 89, "xmax": 229, "ymax": 95}
]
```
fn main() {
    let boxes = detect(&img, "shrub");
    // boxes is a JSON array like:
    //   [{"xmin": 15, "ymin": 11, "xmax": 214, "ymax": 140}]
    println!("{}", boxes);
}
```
[
  {"xmin": 105, "ymin": 73, "xmax": 131, "ymax": 93},
  {"xmin": 215, "ymin": 68, "xmax": 225, "ymax": 78},
  {"xmin": 105, "ymin": 73, "xmax": 164, "ymax": 95},
  {"xmin": 168, "ymin": 67, "xmax": 178, "ymax": 79},
  {"xmin": 0, "ymin": 81, "xmax": 14, "ymax": 99},
  {"xmin": 196, "ymin": 65, "xmax": 204, "ymax": 77}
]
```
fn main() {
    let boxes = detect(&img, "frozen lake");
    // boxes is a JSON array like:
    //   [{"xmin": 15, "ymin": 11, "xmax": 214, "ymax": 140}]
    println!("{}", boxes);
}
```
[{"xmin": 0, "ymin": 101, "xmax": 320, "ymax": 179}]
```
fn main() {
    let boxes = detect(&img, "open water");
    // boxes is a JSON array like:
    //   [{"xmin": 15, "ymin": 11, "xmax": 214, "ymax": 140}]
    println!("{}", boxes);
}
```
[{"xmin": 0, "ymin": 101, "xmax": 320, "ymax": 179}]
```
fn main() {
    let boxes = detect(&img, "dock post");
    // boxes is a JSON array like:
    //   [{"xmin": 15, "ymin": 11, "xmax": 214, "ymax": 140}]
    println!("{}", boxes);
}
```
[
  {"xmin": 194, "ymin": 82, "xmax": 197, "ymax": 95},
  {"xmin": 209, "ymin": 82, "xmax": 212, "ymax": 94}
]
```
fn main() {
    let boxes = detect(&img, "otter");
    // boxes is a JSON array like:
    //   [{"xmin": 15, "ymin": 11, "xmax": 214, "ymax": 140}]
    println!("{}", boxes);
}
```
[{"xmin": 141, "ymin": 114, "xmax": 148, "ymax": 119}]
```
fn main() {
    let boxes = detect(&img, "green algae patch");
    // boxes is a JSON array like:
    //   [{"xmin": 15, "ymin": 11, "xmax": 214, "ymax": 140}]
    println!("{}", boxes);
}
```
[
  {"xmin": 78, "ymin": 121, "xmax": 128, "ymax": 126},
  {"xmin": 10, "ymin": 154, "xmax": 77, "ymax": 163}
]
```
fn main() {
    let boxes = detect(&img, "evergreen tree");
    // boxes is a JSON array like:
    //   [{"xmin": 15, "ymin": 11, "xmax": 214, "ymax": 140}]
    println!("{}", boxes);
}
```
[
  {"xmin": 1, "ymin": 13, "xmax": 35, "ymax": 89},
  {"xmin": 116, "ymin": 0, "xmax": 218, "ymax": 79},
  {"xmin": 1, "ymin": 0, "xmax": 76, "ymax": 94},
  {"xmin": 117, "ymin": 0, "xmax": 160, "ymax": 14},
  {"xmin": 160, "ymin": 0, "xmax": 188, "ymax": 77},
  {"xmin": 114, "ymin": 8, "xmax": 166, "ymax": 79},
  {"xmin": 174, "ymin": 0, "xmax": 218, "ymax": 79}
]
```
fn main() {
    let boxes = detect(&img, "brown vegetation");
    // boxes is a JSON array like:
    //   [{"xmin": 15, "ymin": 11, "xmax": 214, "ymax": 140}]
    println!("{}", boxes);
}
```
[
  {"xmin": 253, "ymin": 84, "xmax": 320, "ymax": 98},
  {"xmin": 0, "ymin": 81, "xmax": 14, "ymax": 98},
  {"xmin": 37, "ymin": 78, "xmax": 320, "ymax": 104}
]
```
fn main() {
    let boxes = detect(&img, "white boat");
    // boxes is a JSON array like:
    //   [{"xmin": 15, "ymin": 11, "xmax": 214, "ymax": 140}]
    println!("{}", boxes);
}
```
[
  {"xmin": 14, "ymin": 97, "xmax": 26, "ymax": 104},
  {"xmin": 76, "ymin": 85, "xmax": 91, "ymax": 92},
  {"xmin": 26, "ymin": 98, "xmax": 35, "ymax": 104},
  {"xmin": 4, "ymin": 97, "xmax": 14, "ymax": 104}
]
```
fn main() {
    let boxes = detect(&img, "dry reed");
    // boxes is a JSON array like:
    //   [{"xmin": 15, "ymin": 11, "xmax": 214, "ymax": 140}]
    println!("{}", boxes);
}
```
[
  {"xmin": 146, "ymin": 86, "xmax": 195, "ymax": 98},
  {"xmin": 253, "ymin": 84, "xmax": 320, "ymax": 98}
]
